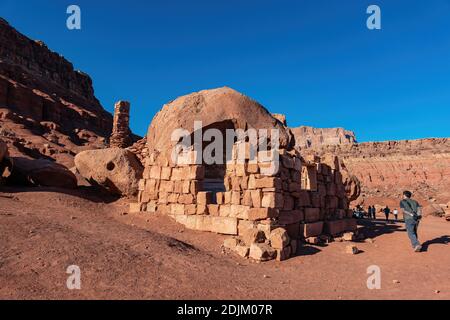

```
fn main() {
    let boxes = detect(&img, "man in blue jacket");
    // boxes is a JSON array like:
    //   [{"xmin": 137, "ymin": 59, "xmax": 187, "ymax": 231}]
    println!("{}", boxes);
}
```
[{"xmin": 400, "ymin": 190, "xmax": 422, "ymax": 252}]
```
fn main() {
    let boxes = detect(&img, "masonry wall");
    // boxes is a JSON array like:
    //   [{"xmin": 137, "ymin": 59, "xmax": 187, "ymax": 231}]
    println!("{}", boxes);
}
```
[{"xmin": 130, "ymin": 140, "xmax": 357, "ymax": 260}]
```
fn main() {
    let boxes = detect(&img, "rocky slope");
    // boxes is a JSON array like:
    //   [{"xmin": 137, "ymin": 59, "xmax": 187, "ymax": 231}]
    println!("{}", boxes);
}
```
[{"xmin": 0, "ymin": 18, "xmax": 113, "ymax": 168}]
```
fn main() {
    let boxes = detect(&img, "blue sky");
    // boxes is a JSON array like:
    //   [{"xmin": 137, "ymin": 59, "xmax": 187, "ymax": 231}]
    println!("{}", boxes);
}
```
[{"xmin": 1, "ymin": 0, "xmax": 450, "ymax": 142}]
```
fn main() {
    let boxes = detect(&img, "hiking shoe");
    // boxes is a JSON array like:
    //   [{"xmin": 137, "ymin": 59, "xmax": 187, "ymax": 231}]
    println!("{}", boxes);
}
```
[{"xmin": 414, "ymin": 245, "xmax": 422, "ymax": 252}]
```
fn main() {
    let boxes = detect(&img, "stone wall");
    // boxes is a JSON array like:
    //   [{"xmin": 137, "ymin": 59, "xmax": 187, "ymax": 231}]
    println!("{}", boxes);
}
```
[{"xmin": 130, "ymin": 138, "xmax": 356, "ymax": 261}]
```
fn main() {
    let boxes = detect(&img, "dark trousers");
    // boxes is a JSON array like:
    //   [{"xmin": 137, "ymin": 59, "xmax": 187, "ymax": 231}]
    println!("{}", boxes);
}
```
[{"xmin": 405, "ymin": 218, "xmax": 420, "ymax": 248}]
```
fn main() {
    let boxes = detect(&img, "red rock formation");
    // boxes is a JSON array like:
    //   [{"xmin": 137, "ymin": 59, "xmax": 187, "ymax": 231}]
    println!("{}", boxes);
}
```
[
  {"xmin": 0, "ymin": 18, "xmax": 113, "ymax": 168},
  {"xmin": 316, "ymin": 138, "xmax": 450, "ymax": 205},
  {"xmin": 291, "ymin": 126, "xmax": 357, "ymax": 150}
]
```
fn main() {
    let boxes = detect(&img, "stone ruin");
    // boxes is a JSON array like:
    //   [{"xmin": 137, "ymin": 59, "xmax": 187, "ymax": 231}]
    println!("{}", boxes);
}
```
[
  {"xmin": 110, "ymin": 101, "xmax": 132, "ymax": 148},
  {"xmin": 129, "ymin": 87, "xmax": 357, "ymax": 261}
]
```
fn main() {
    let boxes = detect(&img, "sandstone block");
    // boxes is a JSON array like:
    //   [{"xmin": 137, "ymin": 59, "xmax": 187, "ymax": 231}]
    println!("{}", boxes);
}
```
[
  {"xmin": 278, "ymin": 210, "xmax": 304, "ymax": 225},
  {"xmin": 305, "ymin": 208, "xmax": 321, "ymax": 222},
  {"xmin": 249, "ymin": 243, "xmax": 276, "ymax": 261},
  {"xmin": 161, "ymin": 167, "xmax": 172, "ymax": 180},
  {"xmin": 197, "ymin": 191, "xmax": 213, "ymax": 205},
  {"xmin": 171, "ymin": 204, "xmax": 185, "ymax": 215},
  {"xmin": 197, "ymin": 204, "xmax": 208, "ymax": 215},
  {"xmin": 219, "ymin": 205, "xmax": 231, "ymax": 217},
  {"xmin": 248, "ymin": 208, "xmax": 279, "ymax": 221},
  {"xmin": 210, "ymin": 217, "xmax": 238, "ymax": 235},
  {"xmin": 185, "ymin": 204, "xmax": 197, "ymax": 215},
  {"xmin": 231, "ymin": 191, "xmax": 241, "ymax": 205},
  {"xmin": 269, "ymin": 228, "xmax": 290, "ymax": 249},
  {"xmin": 255, "ymin": 177, "xmax": 282, "ymax": 189},
  {"xmin": 250, "ymin": 189, "xmax": 262, "ymax": 208},
  {"xmin": 303, "ymin": 221, "xmax": 324, "ymax": 238},
  {"xmin": 242, "ymin": 228, "xmax": 266, "ymax": 246},
  {"xmin": 160, "ymin": 180, "xmax": 174, "ymax": 193},
  {"xmin": 234, "ymin": 245, "xmax": 250, "ymax": 258},
  {"xmin": 223, "ymin": 238, "xmax": 239, "ymax": 250}
]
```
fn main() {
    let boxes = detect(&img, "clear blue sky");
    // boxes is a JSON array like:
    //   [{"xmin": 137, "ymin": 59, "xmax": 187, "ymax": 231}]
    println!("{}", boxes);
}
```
[{"xmin": 1, "ymin": 0, "xmax": 450, "ymax": 142}]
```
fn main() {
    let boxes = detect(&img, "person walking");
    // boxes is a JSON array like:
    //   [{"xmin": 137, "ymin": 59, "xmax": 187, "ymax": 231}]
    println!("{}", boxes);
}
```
[
  {"xmin": 383, "ymin": 206, "xmax": 391, "ymax": 222},
  {"xmin": 400, "ymin": 191, "xmax": 422, "ymax": 252},
  {"xmin": 393, "ymin": 208, "xmax": 399, "ymax": 221}
]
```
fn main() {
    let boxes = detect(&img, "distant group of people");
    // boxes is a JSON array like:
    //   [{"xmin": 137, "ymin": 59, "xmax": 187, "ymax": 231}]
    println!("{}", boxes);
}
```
[
  {"xmin": 353, "ymin": 205, "xmax": 399, "ymax": 222},
  {"xmin": 353, "ymin": 190, "xmax": 423, "ymax": 252}
]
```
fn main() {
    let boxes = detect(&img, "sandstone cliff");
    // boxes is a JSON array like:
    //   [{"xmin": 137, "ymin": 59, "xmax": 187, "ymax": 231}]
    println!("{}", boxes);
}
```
[
  {"xmin": 291, "ymin": 126, "xmax": 357, "ymax": 150},
  {"xmin": 0, "ymin": 18, "xmax": 113, "ymax": 168},
  {"xmin": 314, "ymin": 138, "xmax": 450, "ymax": 205}
]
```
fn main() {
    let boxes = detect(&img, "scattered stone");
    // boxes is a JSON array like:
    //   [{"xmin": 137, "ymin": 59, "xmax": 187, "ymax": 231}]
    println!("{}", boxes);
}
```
[
  {"xmin": 249, "ymin": 243, "xmax": 276, "ymax": 262},
  {"xmin": 345, "ymin": 245, "xmax": 359, "ymax": 255},
  {"xmin": 435, "ymin": 290, "xmax": 440, "ymax": 294},
  {"xmin": 393, "ymin": 280, "xmax": 400, "ymax": 284},
  {"xmin": 343, "ymin": 232, "xmax": 355, "ymax": 241}
]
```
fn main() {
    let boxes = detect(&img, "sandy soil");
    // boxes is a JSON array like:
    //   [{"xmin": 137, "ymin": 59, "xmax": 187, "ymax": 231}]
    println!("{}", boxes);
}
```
[{"xmin": 0, "ymin": 187, "xmax": 449, "ymax": 300}]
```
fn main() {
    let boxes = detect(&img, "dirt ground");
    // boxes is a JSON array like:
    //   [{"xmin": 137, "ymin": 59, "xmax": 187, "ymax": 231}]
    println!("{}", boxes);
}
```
[{"xmin": 0, "ymin": 187, "xmax": 449, "ymax": 300}]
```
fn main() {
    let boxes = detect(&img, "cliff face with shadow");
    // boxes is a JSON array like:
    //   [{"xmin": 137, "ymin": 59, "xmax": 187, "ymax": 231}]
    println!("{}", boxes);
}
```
[{"xmin": 0, "ymin": 18, "xmax": 113, "ymax": 167}]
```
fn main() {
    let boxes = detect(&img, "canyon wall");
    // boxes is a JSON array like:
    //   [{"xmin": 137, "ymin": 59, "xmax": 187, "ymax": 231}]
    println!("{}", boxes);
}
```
[
  {"xmin": 0, "ymin": 18, "xmax": 113, "ymax": 167},
  {"xmin": 310, "ymin": 138, "xmax": 450, "ymax": 205}
]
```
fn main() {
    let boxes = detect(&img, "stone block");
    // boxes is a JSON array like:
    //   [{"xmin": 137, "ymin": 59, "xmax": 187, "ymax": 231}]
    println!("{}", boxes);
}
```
[
  {"xmin": 248, "ymin": 208, "xmax": 279, "ymax": 221},
  {"xmin": 276, "ymin": 246, "xmax": 291, "ymax": 261},
  {"xmin": 305, "ymin": 208, "xmax": 321, "ymax": 223},
  {"xmin": 303, "ymin": 221, "xmax": 324, "ymax": 238},
  {"xmin": 242, "ymin": 228, "xmax": 266, "ymax": 246},
  {"xmin": 250, "ymin": 189, "xmax": 262, "ymax": 208},
  {"xmin": 269, "ymin": 228, "xmax": 290, "ymax": 249},
  {"xmin": 249, "ymin": 243, "xmax": 276, "ymax": 261},
  {"xmin": 197, "ymin": 191, "xmax": 213, "ymax": 205}
]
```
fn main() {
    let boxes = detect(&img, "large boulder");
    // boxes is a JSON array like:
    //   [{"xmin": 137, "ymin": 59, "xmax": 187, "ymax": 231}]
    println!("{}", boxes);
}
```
[
  {"xmin": 147, "ymin": 87, "xmax": 294, "ymax": 163},
  {"xmin": 74, "ymin": 148, "xmax": 143, "ymax": 196},
  {"xmin": 7, "ymin": 157, "xmax": 77, "ymax": 188}
]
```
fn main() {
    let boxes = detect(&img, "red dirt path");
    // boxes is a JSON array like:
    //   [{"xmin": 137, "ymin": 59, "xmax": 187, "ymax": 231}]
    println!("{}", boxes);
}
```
[{"xmin": 1, "ymin": 187, "xmax": 449, "ymax": 300}]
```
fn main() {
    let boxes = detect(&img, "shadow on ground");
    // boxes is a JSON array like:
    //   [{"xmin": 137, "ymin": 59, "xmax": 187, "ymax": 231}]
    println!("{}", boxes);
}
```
[
  {"xmin": 421, "ymin": 235, "xmax": 450, "ymax": 252},
  {"xmin": 0, "ymin": 185, "xmax": 121, "ymax": 204},
  {"xmin": 356, "ymin": 218, "xmax": 404, "ymax": 240}
]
